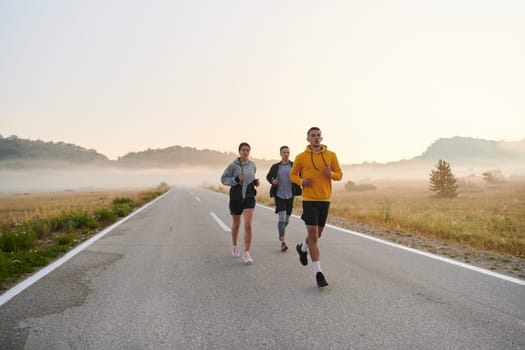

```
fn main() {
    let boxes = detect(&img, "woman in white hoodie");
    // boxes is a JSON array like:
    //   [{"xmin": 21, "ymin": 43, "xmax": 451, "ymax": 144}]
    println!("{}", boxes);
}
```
[{"xmin": 221, "ymin": 142, "xmax": 260, "ymax": 264}]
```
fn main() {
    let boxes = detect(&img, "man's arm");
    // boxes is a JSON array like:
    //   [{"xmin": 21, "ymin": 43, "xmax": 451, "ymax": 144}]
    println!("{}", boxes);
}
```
[
  {"xmin": 330, "ymin": 154, "xmax": 343, "ymax": 181},
  {"xmin": 289, "ymin": 157, "xmax": 303, "ymax": 186},
  {"xmin": 266, "ymin": 164, "xmax": 277, "ymax": 184}
]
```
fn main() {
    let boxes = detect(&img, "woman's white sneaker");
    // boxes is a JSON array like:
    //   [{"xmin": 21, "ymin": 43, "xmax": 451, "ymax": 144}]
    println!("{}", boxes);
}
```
[
  {"xmin": 232, "ymin": 246, "xmax": 240, "ymax": 258},
  {"xmin": 242, "ymin": 251, "xmax": 253, "ymax": 264}
]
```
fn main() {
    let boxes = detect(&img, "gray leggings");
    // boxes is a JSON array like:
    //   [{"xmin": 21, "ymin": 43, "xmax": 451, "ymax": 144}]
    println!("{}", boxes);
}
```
[{"xmin": 278, "ymin": 211, "xmax": 290, "ymax": 237}]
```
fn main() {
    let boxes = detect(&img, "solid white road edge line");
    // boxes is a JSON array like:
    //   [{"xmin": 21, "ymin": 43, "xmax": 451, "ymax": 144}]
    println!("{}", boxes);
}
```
[
  {"xmin": 326, "ymin": 223, "xmax": 525, "ymax": 286},
  {"xmin": 210, "ymin": 212, "xmax": 231, "ymax": 232},
  {"xmin": 257, "ymin": 200, "xmax": 524, "ymax": 285},
  {"xmin": 0, "ymin": 188, "xmax": 174, "ymax": 307}
]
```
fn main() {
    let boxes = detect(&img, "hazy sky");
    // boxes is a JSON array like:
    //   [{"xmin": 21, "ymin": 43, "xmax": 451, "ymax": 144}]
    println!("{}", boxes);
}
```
[{"xmin": 1, "ymin": 0, "xmax": 524, "ymax": 164}]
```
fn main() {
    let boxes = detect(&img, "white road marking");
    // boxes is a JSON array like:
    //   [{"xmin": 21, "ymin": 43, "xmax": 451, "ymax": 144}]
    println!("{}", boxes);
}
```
[
  {"xmin": 210, "ymin": 212, "xmax": 231, "ymax": 232},
  {"xmin": 195, "ymin": 197, "xmax": 201, "ymax": 202},
  {"xmin": 0, "ymin": 188, "xmax": 174, "ymax": 307}
]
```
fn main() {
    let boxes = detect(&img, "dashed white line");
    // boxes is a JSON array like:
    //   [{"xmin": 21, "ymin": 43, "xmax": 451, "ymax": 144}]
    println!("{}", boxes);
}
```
[{"xmin": 210, "ymin": 212, "xmax": 231, "ymax": 232}]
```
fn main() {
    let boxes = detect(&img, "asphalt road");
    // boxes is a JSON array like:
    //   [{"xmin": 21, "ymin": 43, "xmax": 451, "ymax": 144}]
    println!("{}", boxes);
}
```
[{"xmin": 1, "ymin": 187, "xmax": 524, "ymax": 349}]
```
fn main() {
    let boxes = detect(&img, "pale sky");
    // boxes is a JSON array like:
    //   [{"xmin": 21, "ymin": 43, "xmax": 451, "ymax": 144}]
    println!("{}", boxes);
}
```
[{"xmin": 1, "ymin": 0, "xmax": 524, "ymax": 164}]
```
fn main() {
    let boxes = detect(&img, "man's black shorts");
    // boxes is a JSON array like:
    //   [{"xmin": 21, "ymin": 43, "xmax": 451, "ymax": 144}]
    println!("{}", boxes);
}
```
[
  {"xmin": 301, "ymin": 201, "xmax": 330, "ymax": 227},
  {"xmin": 229, "ymin": 197, "xmax": 256, "ymax": 215},
  {"xmin": 274, "ymin": 196, "xmax": 294, "ymax": 215}
]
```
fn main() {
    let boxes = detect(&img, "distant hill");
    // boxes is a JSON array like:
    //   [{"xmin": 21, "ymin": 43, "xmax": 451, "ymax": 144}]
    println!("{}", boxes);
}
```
[
  {"xmin": 0, "ymin": 135, "xmax": 109, "ymax": 168},
  {"xmin": 0, "ymin": 135, "xmax": 273, "ymax": 169},
  {"xmin": 116, "ymin": 145, "xmax": 273, "ymax": 168},
  {"xmin": 416, "ymin": 136, "xmax": 525, "ymax": 164},
  {"xmin": 343, "ymin": 136, "xmax": 525, "ymax": 181},
  {"xmin": 1, "ymin": 135, "xmax": 523, "ymax": 178}
]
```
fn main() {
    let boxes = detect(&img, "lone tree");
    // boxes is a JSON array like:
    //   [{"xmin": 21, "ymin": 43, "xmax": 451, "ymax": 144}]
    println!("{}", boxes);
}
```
[{"xmin": 429, "ymin": 160, "xmax": 458, "ymax": 197}]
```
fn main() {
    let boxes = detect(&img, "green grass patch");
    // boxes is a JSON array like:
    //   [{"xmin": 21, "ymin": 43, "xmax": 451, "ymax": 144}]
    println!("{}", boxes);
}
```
[
  {"xmin": 0, "ymin": 245, "xmax": 68, "ymax": 289},
  {"xmin": 94, "ymin": 208, "xmax": 116, "ymax": 222},
  {"xmin": 53, "ymin": 233, "xmax": 76, "ymax": 246}
]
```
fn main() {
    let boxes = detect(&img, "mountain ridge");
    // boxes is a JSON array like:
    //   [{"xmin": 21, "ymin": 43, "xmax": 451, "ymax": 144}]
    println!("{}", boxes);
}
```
[{"xmin": 1, "ymin": 134, "xmax": 523, "ymax": 172}]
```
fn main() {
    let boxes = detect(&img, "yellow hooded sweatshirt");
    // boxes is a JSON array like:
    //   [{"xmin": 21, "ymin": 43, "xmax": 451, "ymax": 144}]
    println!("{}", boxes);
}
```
[{"xmin": 289, "ymin": 144, "xmax": 343, "ymax": 201}]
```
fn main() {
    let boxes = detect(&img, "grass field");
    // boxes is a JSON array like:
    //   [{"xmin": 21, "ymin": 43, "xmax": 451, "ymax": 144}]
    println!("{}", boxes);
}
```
[
  {"xmin": 212, "ymin": 179, "xmax": 525, "ymax": 257},
  {"xmin": 0, "ymin": 190, "xmax": 156, "ymax": 225},
  {"xmin": 329, "ymin": 180, "xmax": 525, "ymax": 257}
]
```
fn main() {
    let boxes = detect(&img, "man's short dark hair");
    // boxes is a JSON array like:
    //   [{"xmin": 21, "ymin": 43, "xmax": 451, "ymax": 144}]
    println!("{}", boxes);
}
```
[
  {"xmin": 307, "ymin": 127, "xmax": 321, "ymax": 136},
  {"xmin": 280, "ymin": 145, "xmax": 289, "ymax": 152}
]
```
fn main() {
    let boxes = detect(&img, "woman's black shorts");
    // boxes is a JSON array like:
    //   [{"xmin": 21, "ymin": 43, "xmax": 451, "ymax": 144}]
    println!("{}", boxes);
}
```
[{"xmin": 229, "ymin": 197, "xmax": 256, "ymax": 215}]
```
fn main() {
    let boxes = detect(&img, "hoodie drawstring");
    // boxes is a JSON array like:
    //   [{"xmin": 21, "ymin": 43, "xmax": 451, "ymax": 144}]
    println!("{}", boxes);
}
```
[{"xmin": 311, "ymin": 151, "xmax": 328, "ymax": 170}]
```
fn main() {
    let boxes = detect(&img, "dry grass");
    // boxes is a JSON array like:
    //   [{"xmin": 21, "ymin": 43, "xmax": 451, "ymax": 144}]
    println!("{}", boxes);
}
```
[
  {"xmin": 0, "ymin": 189, "xmax": 150, "ymax": 225},
  {"xmin": 329, "ymin": 180, "xmax": 525, "ymax": 257}
]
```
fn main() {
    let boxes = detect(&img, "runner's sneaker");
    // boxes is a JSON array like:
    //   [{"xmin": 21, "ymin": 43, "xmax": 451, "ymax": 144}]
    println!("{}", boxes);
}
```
[
  {"xmin": 296, "ymin": 244, "xmax": 308, "ymax": 266},
  {"xmin": 242, "ymin": 251, "xmax": 253, "ymax": 264},
  {"xmin": 316, "ymin": 272, "xmax": 328, "ymax": 288},
  {"xmin": 232, "ymin": 246, "xmax": 240, "ymax": 258},
  {"xmin": 281, "ymin": 242, "xmax": 288, "ymax": 252}
]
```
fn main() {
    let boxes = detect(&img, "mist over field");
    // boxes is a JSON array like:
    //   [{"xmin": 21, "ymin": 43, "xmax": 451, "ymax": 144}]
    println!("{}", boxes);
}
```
[
  {"xmin": 2, "ymin": 159, "xmax": 524, "ymax": 193},
  {"xmin": 343, "ymin": 161, "xmax": 525, "ymax": 183},
  {"xmin": 0, "ymin": 167, "xmax": 224, "ymax": 193}
]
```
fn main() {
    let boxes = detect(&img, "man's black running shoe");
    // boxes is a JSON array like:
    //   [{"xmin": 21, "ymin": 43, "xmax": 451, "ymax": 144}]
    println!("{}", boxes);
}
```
[
  {"xmin": 316, "ymin": 272, "xmax": 328, "ymax": 288},
  {"xmin": 296, "ymin": 244, "xmax": 308, "ymax": 266}
]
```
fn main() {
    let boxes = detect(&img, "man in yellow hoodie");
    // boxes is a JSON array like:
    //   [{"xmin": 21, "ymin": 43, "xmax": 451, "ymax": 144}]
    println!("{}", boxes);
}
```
[{"xmin": 290, "ymin": 127, "xmax": 343, "ymax": 287}]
